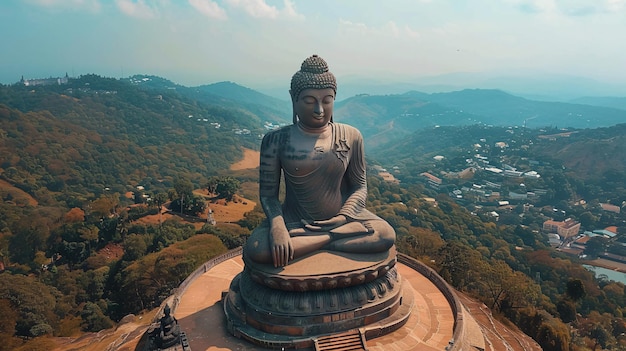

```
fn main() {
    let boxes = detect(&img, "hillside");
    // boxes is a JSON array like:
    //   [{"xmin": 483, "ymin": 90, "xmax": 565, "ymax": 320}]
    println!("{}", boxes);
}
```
[
  {"xmin": 126, "ymin": 75, "xmax": 291, "ymax": 126},
  {"xmin": 370, "ymin": 123, "xmax": 626, "ymax": 184},
  {"xmin": 336, "ymin": 89, "xmax": 626, "ymax": 148},
  {"xmin": 532, "ymin": 124, "xmax": 626, "ymax": 179},
  {"xmin": 0, "ymin": 75, "xmax": 271, "ymax": 198},
  {"xmin": 334, "ymin": 93, "xmax": 478, "ymax": 147}
]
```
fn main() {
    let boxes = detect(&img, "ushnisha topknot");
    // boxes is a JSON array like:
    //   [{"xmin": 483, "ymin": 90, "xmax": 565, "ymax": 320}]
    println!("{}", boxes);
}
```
[{"xmin": 290, "ymin": 55, "xmax": 337, "ymax": 101}]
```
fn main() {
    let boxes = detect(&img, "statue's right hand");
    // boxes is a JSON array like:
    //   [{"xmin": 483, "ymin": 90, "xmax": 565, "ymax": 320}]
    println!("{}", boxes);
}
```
[{"xmin": 270, "ymin": 225, "xmax": 293, "ymax": 267}]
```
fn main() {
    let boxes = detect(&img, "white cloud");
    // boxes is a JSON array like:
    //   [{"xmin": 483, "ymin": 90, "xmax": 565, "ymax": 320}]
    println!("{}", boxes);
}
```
[
  {"xmin": 508, "ymin": 0, "xmax": 626, "ymax": 16},
  {"xmin": 338, "ymin": 19, "xmax": 368, "ymax": 34},
  {"xmin": 189, "ymin": 0, "xmax": 227, "ymax": 19},
  {"xmin": 26, "ymin": 0, "xmax": 101, "ymax": 12},
  {"xmin": 227, "ymin": 0, "xmax": 278, "ymax": 18},
  {"xmin": 282, "ymin": 0, "xmax": 304, "ymax": 20},
  {"xmin": 226, "ymin": 0, "xmax": 303, "ymax": 20},
  {"xmin": 602, "ymin": 0, "xmax": 626, "ymax": 13},
  {"xmin": 115, "ymin": 0, "xmax": 158, "ymax": 19}
]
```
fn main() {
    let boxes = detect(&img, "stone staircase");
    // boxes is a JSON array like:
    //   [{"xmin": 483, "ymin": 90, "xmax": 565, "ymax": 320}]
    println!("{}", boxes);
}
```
[{"xmin": 314, "ymin": 329, "xmax": 367, "ymax": 351}]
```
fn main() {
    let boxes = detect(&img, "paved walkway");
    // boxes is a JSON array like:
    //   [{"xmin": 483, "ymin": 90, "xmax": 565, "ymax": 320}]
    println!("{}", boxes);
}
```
[{"xmin": 175, "ymin": 256, "xmax": 455, "ymax": 351}]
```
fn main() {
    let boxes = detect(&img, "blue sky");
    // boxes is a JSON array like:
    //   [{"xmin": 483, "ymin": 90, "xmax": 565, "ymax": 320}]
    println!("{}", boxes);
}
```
[{"xmin": 1, "ymin": 0, "xmax": 625, "ymax": 95}]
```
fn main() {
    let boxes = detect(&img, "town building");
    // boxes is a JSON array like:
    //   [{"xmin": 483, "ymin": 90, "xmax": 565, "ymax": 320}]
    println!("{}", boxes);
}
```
[
  {"xmin": 543, "ymin": 218, "xmax": 581, "ymax": 238},
  {"xmin": 600, "ymin": 203, "xmax": 621, "ymax": 214},
  {"xmin": 420, "ymin": 172, "xmax": 442, "ymax": 189},
  {"xmin": 20, "ymin": 73, "xmax": 69, "ymax": 86}
]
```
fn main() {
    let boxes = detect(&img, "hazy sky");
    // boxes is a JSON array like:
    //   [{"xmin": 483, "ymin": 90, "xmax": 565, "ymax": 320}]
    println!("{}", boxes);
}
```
[{"xmin": 2, "ymin": 0, "xmax": 626, "ymax": 92}]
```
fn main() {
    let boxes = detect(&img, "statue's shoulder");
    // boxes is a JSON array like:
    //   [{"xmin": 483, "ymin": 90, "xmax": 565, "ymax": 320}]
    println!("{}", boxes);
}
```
[
  {"xmin": 262, "ymin": 125, "xmax": 292, "ymax": 143},
  {"xmin": 265, "ymin": 124, "xmax": 292, "ymax": 135},
  {"xmin": 333, "ymin": 122, "xmax": 363, "ymax": 139}
]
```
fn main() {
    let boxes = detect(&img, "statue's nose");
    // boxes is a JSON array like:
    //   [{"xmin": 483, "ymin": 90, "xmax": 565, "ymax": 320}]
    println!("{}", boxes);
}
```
[{"xmin": 314, "ymin": 102, "xmax": 324, "ymax": 115}]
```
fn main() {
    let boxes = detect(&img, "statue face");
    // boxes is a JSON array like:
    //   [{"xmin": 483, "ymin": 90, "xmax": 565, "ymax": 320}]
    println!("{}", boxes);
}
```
[{"xmin": 293, "ymin": 88, "xmax": 335, "ymax": 129}]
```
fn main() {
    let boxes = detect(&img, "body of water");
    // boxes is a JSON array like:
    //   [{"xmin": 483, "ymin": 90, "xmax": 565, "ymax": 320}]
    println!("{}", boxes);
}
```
[{"xmin": 584, "ymin": 265, "xmax": 626, "ymax": 285}]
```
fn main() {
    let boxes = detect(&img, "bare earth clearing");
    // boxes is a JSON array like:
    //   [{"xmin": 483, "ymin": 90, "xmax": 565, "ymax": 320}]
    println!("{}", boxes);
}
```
[{"xmin": 230, "ymin": 148, "xmax": 260, "ymax": 171}]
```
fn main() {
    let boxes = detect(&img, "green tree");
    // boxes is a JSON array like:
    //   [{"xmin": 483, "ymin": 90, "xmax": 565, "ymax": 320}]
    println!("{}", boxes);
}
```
[
  {"xmin": 585, "ymin": 237, "xmax": 608, "ymax": 258},
  {"xmin": 0, "ymin": 274, "xmax": 59, "ymax": 338},
  {"xmin": 206, "ymin": 176, "xmax": 220, "ymax": 195},
  {"xmin": 436, "ymin": 241, "xmax": 481, "ymax": 289},
  {"xmin": 78, "ymin": 225, "xmax": 99, "ymax": 253},
  {"xmin": 215, "ymin": 176, "xmax": 241, "ymax": 201},
  {"xmin": 123, "ymin": 233, "xmax": 148, "ymax": 261},
  {"xmin": 173, "ymin": 178, "xmax": 194, "ymax": 214},
  {"xmin": 186, "ymin": 195, "xmax": 207, "ymax": 216},
  {"xmin": 0, "ymin": 305, "xmax": 21, "ymax": 350},
  {"xmin": 556, "ymin": 299, "xmax": 577, "ymax": 323},
  {"xmin": 90, "ymin": 194, "xmax": 120, "ymax": 219},
  {"xmin": 579, "ymin": 211, "xmax": 598, "ymax": 230},
  {"xmin": 237, "ymin": 203, "xmax": 265, "ymax": 230},
  {"xmin": 8, "ymin": 217, "xmax": 51, "ymax": 265},
  {"xmin": 589, "ymin": 324, "xmax": 611, "ymax": 351},
  {"xmin": 80, "ymin": 302, "xmax": 114, "ymax": 332},
  {"xmin": 566, "ymin": 278, "xmax": 586, "ymax": 302},
  {"xmin": 153, "ymin": 192, "xmax": 168, "ymax": 208}
]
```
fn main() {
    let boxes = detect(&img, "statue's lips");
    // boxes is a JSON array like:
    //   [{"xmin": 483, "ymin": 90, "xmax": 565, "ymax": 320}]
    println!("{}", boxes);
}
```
[{"xmin": 312, "ymin": 115, "xmax": 325, "ymax": 120}]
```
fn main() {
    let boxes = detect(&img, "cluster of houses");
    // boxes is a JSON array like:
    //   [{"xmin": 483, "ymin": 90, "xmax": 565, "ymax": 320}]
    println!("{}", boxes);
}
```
[
  {"xmin": 20, "ymin": 74, "xmax": 69, "ymax": 86},
  {"xmin": 546, "ymin": 217, "xmax": 625, "ymax": 263}
]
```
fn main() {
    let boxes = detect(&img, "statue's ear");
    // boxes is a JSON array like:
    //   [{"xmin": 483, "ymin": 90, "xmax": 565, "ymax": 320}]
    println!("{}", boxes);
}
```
[{"xmin": 290, "ymin": 89, "xmax": 298, "ymax": 124}]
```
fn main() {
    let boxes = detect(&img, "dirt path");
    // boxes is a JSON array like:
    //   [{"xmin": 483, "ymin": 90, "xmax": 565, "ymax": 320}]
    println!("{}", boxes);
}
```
[{"xmin": 230, "ymin": 148, "xmax": 259, "ymax": 171}]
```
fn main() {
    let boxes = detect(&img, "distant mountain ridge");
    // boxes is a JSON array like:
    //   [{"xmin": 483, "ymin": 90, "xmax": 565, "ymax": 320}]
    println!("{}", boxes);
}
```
[
  {"xmin": 334, "ymin": 89, "xmax": 626, "ymax": 149},
  {"xmin": 122, "ymin": 75, "xmax": 625, "ymax": 145},
  {"xmin": 569, "ymin": 96, "xmax": 626, "ymax": 111},
  {"xmin": 332, "ymin": 72, "xmax": 626, "ymax": 102},
  {"xmin": 127, "ymin": 75, "xmax": 291, "ymax": 124}
]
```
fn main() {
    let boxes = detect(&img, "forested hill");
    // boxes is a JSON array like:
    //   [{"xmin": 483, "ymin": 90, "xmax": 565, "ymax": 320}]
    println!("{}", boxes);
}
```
[
  {"xmin": 125, "ymin": 75, "xmax": 291, "ymax": 124},
  {"xmin": 369, "ymin": 123, "xmax": 626, "ymax": 184},
  {"xmin": 335, "ymin": 89, "xmax": 626, "ymax": 148},
  {"xmin": 0, "ymin": 75, "xmax": 277, "ymax": 200}
]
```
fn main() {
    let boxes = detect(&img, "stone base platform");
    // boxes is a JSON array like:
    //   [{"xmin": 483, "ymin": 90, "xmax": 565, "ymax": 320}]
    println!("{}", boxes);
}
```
[
  {"xmin": 244, "ymin": 248, "xmax": 398, "ymax": 291},
  {"xmin": 223, "ymin": 249, "xmax": 411, "ymax": 349},
  {"xmin": 174, "ymin": 255, "xmax": 460, "ymax": 351}
]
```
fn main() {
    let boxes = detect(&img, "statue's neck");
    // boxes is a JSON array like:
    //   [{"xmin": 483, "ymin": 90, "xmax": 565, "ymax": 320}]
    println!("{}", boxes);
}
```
[{"xmin": 297, "ymin": 121, "xmax": 331, "ymax": 135}]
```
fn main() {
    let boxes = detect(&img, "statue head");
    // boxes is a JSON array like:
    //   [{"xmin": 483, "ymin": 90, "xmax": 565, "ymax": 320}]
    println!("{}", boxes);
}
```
[
  {"xmin": 290, "ymin": 55, "xmax": 337, "ymax": 124},
  {"xmin": 164, "ymin": 304, "xmax": 171, "ymax": 317}
]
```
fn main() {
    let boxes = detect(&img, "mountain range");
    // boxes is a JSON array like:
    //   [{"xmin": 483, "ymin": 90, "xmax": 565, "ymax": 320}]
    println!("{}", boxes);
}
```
[
  {"xmin": 334, "ymin": 89, "xmax": 626, "ymax": 149},
  {"xmin": 123, "ymin": 75, "xmax": 626, "ymax": 149}
]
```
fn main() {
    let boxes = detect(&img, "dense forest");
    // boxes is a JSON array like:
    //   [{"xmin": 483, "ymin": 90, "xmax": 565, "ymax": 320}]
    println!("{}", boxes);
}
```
[{"xmin": 1, "ymin": 76, "xmax": 625, "ymax": 351}]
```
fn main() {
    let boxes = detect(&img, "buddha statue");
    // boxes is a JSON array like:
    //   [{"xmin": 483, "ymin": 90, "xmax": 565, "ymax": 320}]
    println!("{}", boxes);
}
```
[
  {"xmin": 225, "ymin": 57, "xmax": 409, "ymax": 347},
  {"xmin": 157, "ymin": 304, "xmax": 180, "ymax": 348},
  {"xmin": 244, "ymin": 55, "xmax": 396, "ymax": 268}
]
